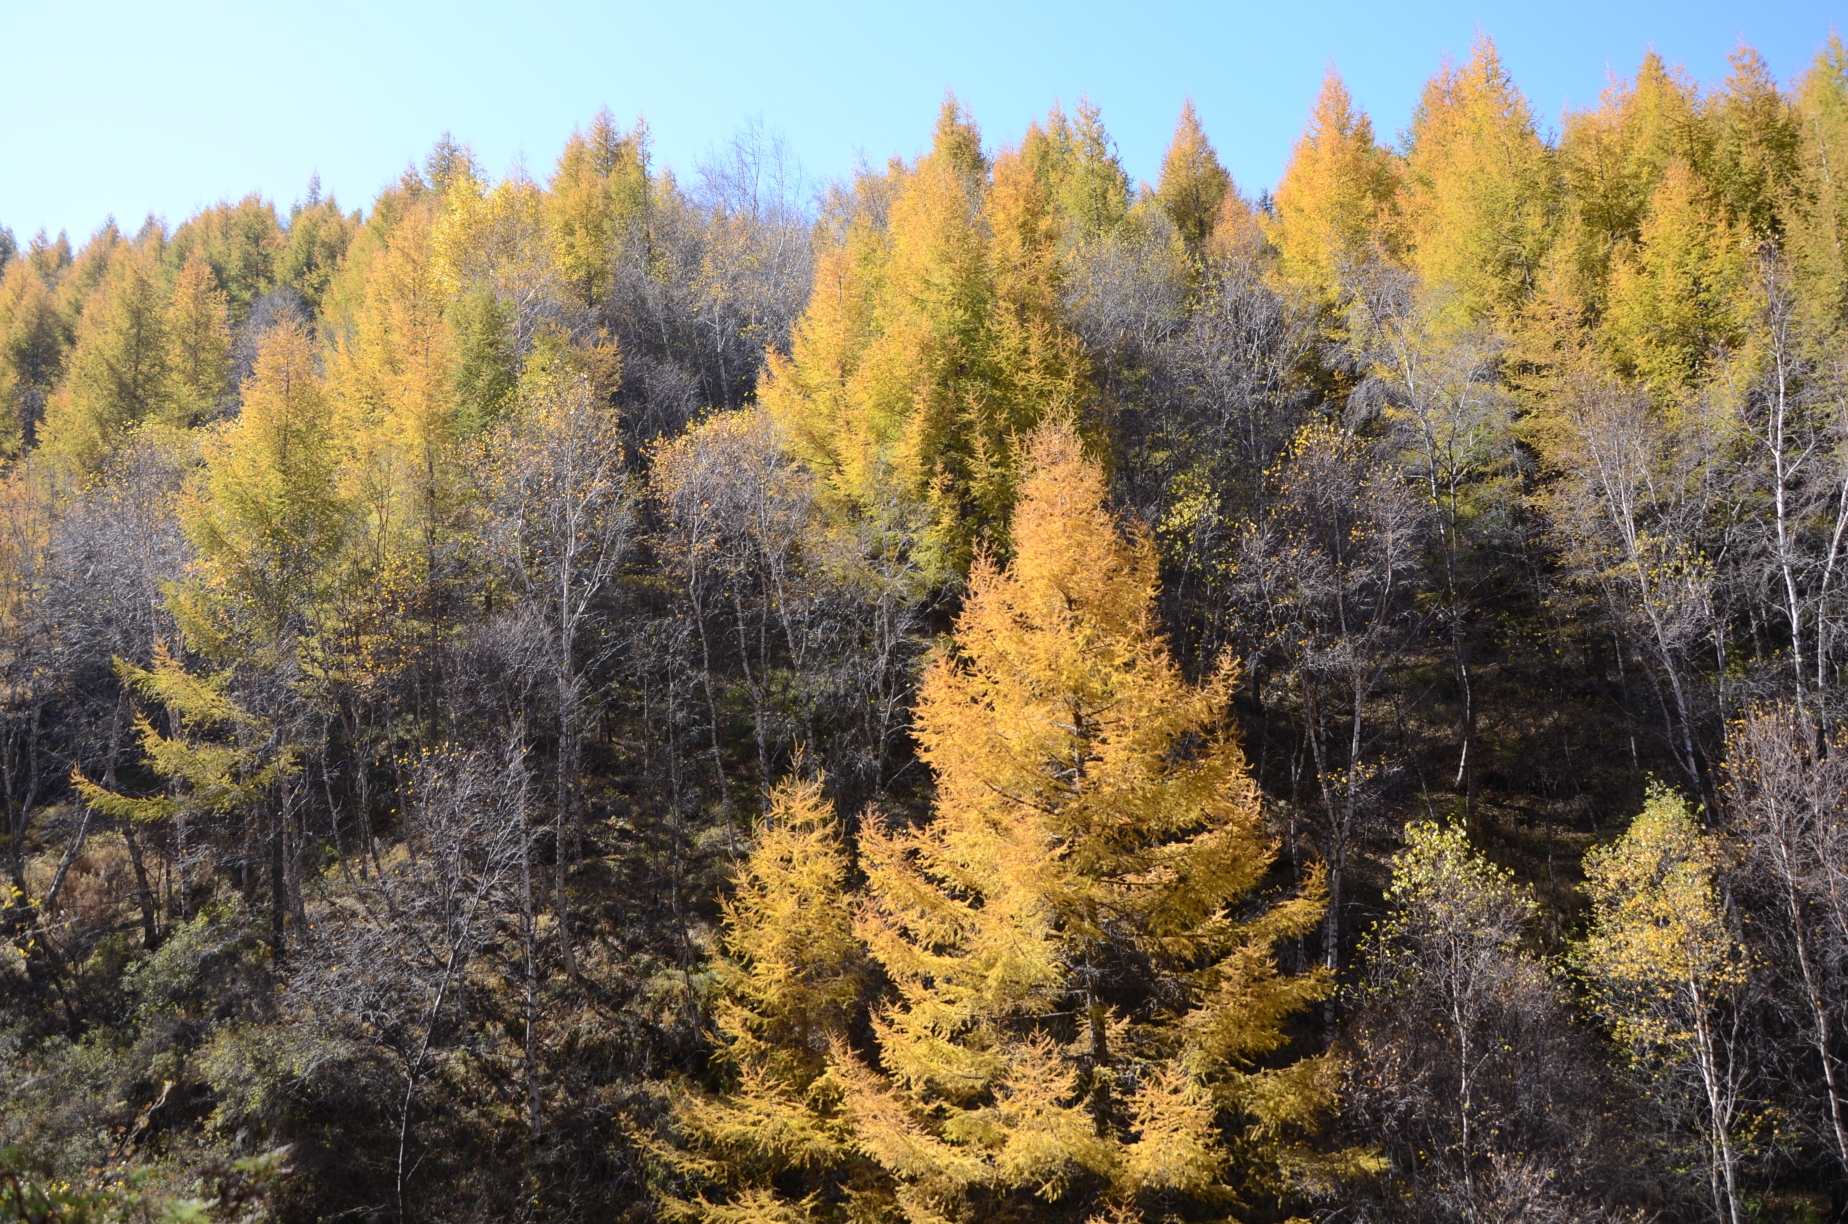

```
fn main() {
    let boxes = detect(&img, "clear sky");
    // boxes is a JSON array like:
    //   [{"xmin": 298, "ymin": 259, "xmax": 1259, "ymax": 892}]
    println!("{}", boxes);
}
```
[{"xmin": 0, "ymin": 0, "xmax": 1840, "ymax": 242}]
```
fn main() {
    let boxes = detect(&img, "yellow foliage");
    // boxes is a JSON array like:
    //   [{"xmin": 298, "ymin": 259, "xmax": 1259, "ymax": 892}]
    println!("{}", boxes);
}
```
[
  {"xmin": 325, "ymin": 196, "xmax": 464, "ymax": 576},
  {"xmin": 760, "ymin": 100, "xmax": 1089, "ymax": 579},
  {"xmin": 40, "ymin": 241, "xmax": 170, "ymax": 478},
  {"xmin": 178, "ymin": 320, "xmax": 346, "ymax": 657},
  {"xmin": 1402, "ymin": 34, "xmax": 1559, "ymax": 321},
  {"xmin": 1786, "ymin": 36, "xmax": 1848, "ymax": 327},
  {"xmin": 840, "ymin": 420, "xmax": 1332, "ymax": 1221},
  {"xmin": 164, "ymin": 250, "xmax": 232, "ymax": 426},
  {"xmin": 1155, "ymin": 100, "xmax": 1233, "ymax": 253},
  {"xmin": 658, "ymin": 775, "xmax": 878, "ymax": 1223},
  {"xmin": 1268, "ymin": 69, "xmax": 1399, "ymax": 301},
  {"xmin": 1601, "ymin": 159, "xmax": 1746, "ymax": 394},
  {"xmin": 547, "ymin": 110, "xmax": 650, "ymax": 308},
  {"xmin": 1579, "ymin": 784, "xmax": 1744, "ymax": 1062}
]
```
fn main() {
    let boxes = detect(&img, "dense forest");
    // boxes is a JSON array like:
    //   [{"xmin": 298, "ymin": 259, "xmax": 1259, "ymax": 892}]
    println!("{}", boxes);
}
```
[{"xmin": 4, "ymin": 29, "xmax": 1848, "ymax": 1223}]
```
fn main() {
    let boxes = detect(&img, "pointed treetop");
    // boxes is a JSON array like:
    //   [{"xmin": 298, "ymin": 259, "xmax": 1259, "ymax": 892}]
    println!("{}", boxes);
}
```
[
  {"xmin": 1157, "ymin": 98, "xmax": 1234, "ymax": 250},
  {"xmin": 1269, "ymin": 65, "xmax": 1398, "ymax": 297},
  {"xmin": 928, "ymin": 93, "xmax": 987, "ymax": 182}
]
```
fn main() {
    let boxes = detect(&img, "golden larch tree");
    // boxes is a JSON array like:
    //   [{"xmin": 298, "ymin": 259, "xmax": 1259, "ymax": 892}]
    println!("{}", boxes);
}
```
[
  {"xmin": 548, "ymin": 109, "xmax": 651, "ymax": 309},
  {"xmin": 1155, "ymin": 100, "xmax": 1233, "ymax": 254},
  {"xmin": 163, "ymin": 248, "xmax": 232, "ymax": 426},
  {"xmin": 1402, "ymin": 34, "xmax": 1559, "ymax": 321},
  {"xmin": 838, "ymin": 420, "xmax": 1348, "ymax": 1224},
  {"xmin": 1268, "ymin": 68, "xmax": 1401, "ymax": 302},
  {"xmin": 177, "ymin": 319, "xmax": 347, "ymax": 658},
  {"xmin": 657, "ymin": 774, "xmax": 887, "ymax": 1223},
  {"xmin": 41, "ymin": 240, "xmax": 171, "ymax": 477},
  {"xmin": 1785, "ymin": 36, "xmax": 1848, "ymax": 327},
  {"xmin": 1601, "ymin": 158, "xmax": 1745, "ymax": 395},
  {"xmin": 325, "ymin": 187, "xmax": 464, "ymax": 581},
  {"xmin": 761, "ymin": 100, "xmax": 1088, "ymax": 580}
]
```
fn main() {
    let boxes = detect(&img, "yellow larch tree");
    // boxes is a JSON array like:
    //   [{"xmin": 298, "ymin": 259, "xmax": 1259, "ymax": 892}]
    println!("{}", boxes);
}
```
[
  {"xmin": 176, "ymin": 319, "xmax": 347, "ymax": 659},
  {"xmin": 761, "ymin": 100, "xmax": 1089, "ymax": 580},
  {"xmin": 40, "ymin": 239, "xmax": 171, "ymax": 477},
  {"xmin": 1402, "ymin": 34, "xmax": 1559, "ymax": 321},
  {"xmin": 279, "ymin": 186, "xmax": 360, "ymax": 315},
  {"xmin": 54, "ymin": 223, "xmax": 120, "ymax": 342},
  {"xmin": 1155, "ymin": 100, "xmax": 1233, "ymax": 255},
  {"xmin": 548, "ymin": 109, "xmax": 651, "ymax": 309},
  {"xmin": 1554, "ymin": 52, "xmax": 1709, "ymax": 311},
  {"xmin": 1268, "ymin": 68, "xmax": 1401, "ymax": 303},
  {"xmin": 656, "ymin": 774, "xmax": 887, "ymax": 1223},
  {"xmin": 1578, "ymin": 785, "xmax": 1749, "ymax": 1224},
  {"xmin": 837, "ymin": 421, "xmax": 1350, "ymax": 1224},
  {"xmin": 1560, "ymin": 52, "xmax": 1708, "ymax": 250},
  {"xmin": 0, "ymin": 255, "xmax": 66, "ymax": 455},
  {"xmin": 325, "ymin": 183, "xmax": 465, "ymax": 581},
  {"xmin": 1601, "ymin": 158, "xmax": 1746, "ymax": 396},
  {"xmin": 1785, "ymin": 36, "xmax": 1848, "ymax": 328},
  {"xmin": 431, "ymin": 169, "xmax": 556, "ymax": 432},
  {"xmin": 163, "ymin": 248, "xmax": 232, "ymax": 427},
  {"xmin": 1708, "ymin": 45, "xmax": 1801, "ymax": 242},
  {"xmin": 166, "ymin": 193, "xmax": 284, "ymax": 323}
]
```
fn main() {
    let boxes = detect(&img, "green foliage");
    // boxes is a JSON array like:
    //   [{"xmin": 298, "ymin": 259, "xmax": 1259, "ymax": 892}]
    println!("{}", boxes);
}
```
[
  {"xmin": 1025, "ymin": 99, "xmax": 1131, "ymax": 244},
  {"xmin": 168, "ymin": 197, "xmax": 283, "ymax": 325},
  {"xmin": 0, "ymin": 1144, "xmax": 290, "ymax": 1224},
  {"xmin": 277, "ymin": 190, "xmax": 356, "ymax": 315}
]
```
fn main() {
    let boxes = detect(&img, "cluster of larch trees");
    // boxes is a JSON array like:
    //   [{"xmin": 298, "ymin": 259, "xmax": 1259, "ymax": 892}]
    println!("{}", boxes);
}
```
[{"xmin": 4, "ymin": 29, "xmax": 1848, "ymax": 1224}]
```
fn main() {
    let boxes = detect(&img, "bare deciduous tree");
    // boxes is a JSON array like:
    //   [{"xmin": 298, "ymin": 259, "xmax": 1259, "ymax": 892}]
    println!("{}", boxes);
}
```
[
  {"xmin": 479, "ymin": 368, "xmax": 634, "ymax": 975},
  {"xmin": 1727, "ymin": 702, "xmax": 1848, "ymax": 1184}
]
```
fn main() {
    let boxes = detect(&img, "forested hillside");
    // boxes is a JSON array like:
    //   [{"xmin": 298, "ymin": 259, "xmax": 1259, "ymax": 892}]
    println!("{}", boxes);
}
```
[{"xmin": 5, "ymin": 31, "xmax": 1848, "ymax": 1223}]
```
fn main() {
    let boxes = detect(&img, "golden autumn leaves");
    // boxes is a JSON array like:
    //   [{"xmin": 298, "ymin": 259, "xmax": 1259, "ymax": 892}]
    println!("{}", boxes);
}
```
[{"xmin": 662, "ymin": 423, "xmax": 1349, "ymax": 1224}]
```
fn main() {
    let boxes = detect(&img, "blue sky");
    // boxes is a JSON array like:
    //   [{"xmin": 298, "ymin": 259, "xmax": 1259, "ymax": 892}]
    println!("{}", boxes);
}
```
[{"xmin": 0, "ymin": 0, "xmax": 1839, "ymax": 242}]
